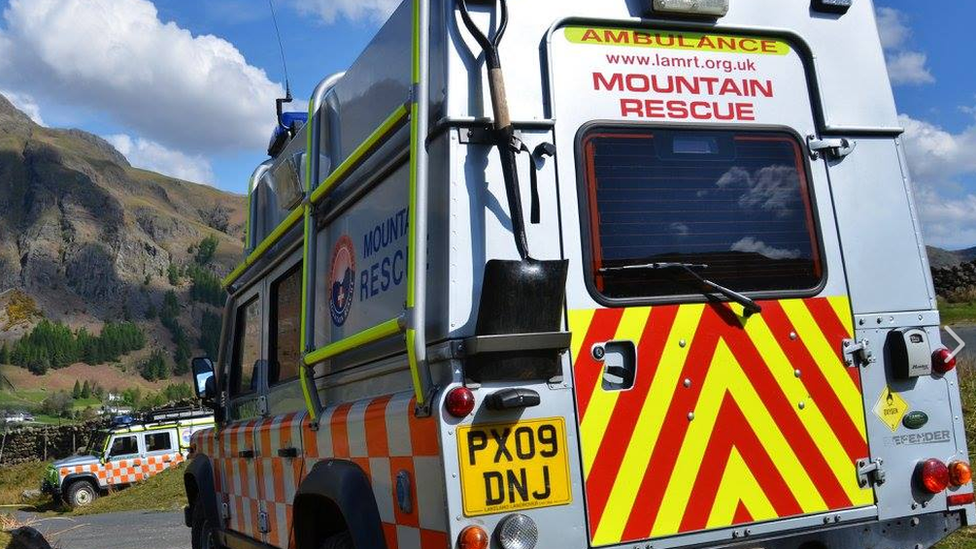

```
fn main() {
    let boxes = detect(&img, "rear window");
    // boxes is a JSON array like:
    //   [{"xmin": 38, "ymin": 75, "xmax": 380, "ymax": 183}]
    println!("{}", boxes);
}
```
[{"xmin": 580, "ymin": 127, "xmax": 822, "ymax": 302}]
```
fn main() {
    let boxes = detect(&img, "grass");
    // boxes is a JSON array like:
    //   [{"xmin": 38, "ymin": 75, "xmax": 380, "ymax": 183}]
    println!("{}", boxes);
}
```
[
  {"xmin": 70, "ymin": 464, "xmax": 185, "ymax": 516},
  {"xmin": 941, "ymin": 300, "xmax": 976, "ymax": 326},
  {"xmin": 937, "ymin": 356, "xmax": 976, "ymax": 549},
  {"xmin": 0, "ymin": 461, "xmax": 48, "ymax": 506}
]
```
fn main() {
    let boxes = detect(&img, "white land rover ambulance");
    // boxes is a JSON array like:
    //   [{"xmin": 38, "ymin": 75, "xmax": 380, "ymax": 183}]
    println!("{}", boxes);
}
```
[
  {"xmin": 183, "ymin": 1, "xmax": 975, "ymax": 549},
  {"xmin": 46, "ymin": 407, "xmax": 214, "ymax": 507}
]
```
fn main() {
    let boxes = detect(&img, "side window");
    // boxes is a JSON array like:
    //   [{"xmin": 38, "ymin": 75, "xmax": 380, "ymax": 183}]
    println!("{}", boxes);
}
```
[
  {"xmin": 230, "ymin": 297, "xmax": 262, "ymax": 397},
  {"xmin": 145, "ymin": 432, "xmax": 173, "ymax": 453},
  {"xmin": 109, "ymin": 435, "xmax": 139, "ymax": 458},
  {"xmin": 269, "ymin": 264, "xmax": 303, "ymax": 386}
]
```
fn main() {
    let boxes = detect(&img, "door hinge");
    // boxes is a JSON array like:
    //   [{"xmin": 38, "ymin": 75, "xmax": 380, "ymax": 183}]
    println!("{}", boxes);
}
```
[
  {"xmin": 842, "ymin": 338, "xmax": 875, "ymax": 368},
  {"xmin": 258, "ymin": 511, "xmax": 270, "ymax": 534},
  {"xmin": 857, "ymin": 458, "xmax": 886, "ymax": 487},
  {"xmin": 807, "ymin": 135, "xmax": 857, "ymax": 160}
]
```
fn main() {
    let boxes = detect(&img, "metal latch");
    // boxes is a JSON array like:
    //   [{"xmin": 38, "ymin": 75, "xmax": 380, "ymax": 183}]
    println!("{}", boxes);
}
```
[
  {"xmin": 842, "ymin": 338, "xmax": 875, "ymax": 367},
  {"xmin": 220, "ymin": 502, "xmax": 230, "ymax": 522},
  {"xmin": 857, "ymin": 458, "xmax": 886, "ymax": 487},
  {"xmin": 807, "ymin": 135, "xmax": 857, "ymax": 160},
  {"xmin": 258, "ymin": 511, "xmax": 270, "ymax": 534}
]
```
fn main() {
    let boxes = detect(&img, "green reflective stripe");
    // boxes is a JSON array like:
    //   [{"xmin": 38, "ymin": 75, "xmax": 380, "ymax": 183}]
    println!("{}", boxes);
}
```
[
  {"xmin": 406, "ymin": 328, "xmax": 424, "ymax": 404},
  {"xmin": 412, "ymin": 0, "xmax": 421, "ymax": 84},
  {"xmin": 222, "ymin": 205, "xmax": 305, "ymax": 288},
  {"xmin": 309, "ymin": 105, "xmax": 410, "ymax": 205},
  {"xmin": 299, "ymin": 204, "xmax": 317, "ymax": 420},
  {"xmin": 303, "ymin": 318, "xmax": 403, "ymax": 366},
  {"xmin": 406, "ymin": 0, "xmax": 424, "ymax": 405}
]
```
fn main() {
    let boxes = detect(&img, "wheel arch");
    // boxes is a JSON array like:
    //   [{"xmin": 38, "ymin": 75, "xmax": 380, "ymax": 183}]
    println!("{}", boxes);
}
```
[
  {"xmin": 62, "ymin": 473, "xmax": 99, "ymax": 494},
  {"xmin": 293, "ymin": 459, "xmax": 387, "ymax": 549},
  {"xmin": 184, "ymin": 453, "xmax": 220, "ymax": 527}
]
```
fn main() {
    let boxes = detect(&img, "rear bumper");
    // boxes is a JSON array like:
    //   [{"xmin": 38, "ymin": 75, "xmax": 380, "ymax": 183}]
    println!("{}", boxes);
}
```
[{"xmin": 628, "ymin": 511, "xmax": 965, "ymax": 549}]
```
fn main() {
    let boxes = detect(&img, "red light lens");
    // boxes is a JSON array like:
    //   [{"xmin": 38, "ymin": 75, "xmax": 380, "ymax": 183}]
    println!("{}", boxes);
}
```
[
  {"xmin": 950, "ymin": 461, "xmax": 973, "ymax": 487},
  {"xmin": 919, "ymin": 458, "xmax": 950, "ymax": 494},
  {"xmin": 948, "ymin": 493, "xmax": 976, "ymax": 507},
  {"xmin": 458, "ymin": 526, "xmax": 489, "ymax": 549},
  {"xmin": 933, "ymin": 348, "xmax": 957, "ymax": 374},
  {"xmin": 446, "ymin": 386, "xmax": 475, "ymax": 417}
]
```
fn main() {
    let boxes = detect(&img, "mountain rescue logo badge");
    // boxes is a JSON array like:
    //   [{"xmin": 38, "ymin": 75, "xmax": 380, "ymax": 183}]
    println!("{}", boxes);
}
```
[{"xmin": 329, "ymin": 235, "xmax": 356, "ymax": 327}]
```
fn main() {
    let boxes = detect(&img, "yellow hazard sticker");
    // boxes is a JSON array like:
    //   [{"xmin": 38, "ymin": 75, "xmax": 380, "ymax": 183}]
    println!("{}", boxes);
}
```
[{"xmin": 873, "ymin": 387, "xmax": 908, "ymax": 432}]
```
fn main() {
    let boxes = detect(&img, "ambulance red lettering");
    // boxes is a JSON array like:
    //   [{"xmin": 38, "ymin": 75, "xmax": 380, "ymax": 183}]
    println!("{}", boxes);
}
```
[{"xmin": 619, "ymin": 99, "xmax": 756, "ymax": 121}]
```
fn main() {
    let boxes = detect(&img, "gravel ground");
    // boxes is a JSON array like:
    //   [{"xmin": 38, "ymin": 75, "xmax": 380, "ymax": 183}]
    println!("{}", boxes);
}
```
[{"xmin": 15, "ymin": 510, "xmax": 188, "ymax": 549}]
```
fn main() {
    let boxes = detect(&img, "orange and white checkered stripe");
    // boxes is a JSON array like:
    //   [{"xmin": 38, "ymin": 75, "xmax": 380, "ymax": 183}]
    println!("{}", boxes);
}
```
[
  {"xmin": 191, "ymin": 392, "xmax": 449, "ymax": 549},
  {"xmin": 303, "ymin": 392, "xmax": 449, "ymax": 549},
  {"xmin": 59, "ymin": 452, "xmax": 185, "ymax": 489}
]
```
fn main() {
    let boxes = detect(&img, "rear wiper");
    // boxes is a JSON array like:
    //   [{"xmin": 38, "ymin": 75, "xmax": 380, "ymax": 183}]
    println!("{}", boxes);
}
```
[{"xmin": 599, "ymin": 262, "xmax": 763, "ymax": 317}]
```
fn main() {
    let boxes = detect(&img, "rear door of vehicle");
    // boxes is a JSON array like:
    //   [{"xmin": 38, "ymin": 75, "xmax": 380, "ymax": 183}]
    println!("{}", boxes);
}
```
[{"xmin": 548, "ymin": 24, "xmax": 874, "ymax": 546}]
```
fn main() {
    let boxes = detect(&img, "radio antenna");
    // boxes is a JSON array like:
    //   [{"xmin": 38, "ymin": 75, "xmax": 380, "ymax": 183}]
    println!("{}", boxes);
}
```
[{"xmin": 268, "ymin": 0, "xmax": 291, "ymax": 99}]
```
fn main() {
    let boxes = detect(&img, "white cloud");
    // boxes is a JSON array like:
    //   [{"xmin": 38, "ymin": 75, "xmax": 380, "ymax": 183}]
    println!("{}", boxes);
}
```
[
  {"xmin": 876, "ymin": 7, "xmax": 909, "ymax": 50},
  {"xmin": 875, "ymin": 7, "xmax": 934, "ymax": 87},
  {"xmin": 289, "ymin": 0, "xmax": 399, "ymax": 24},
  {"xmin": 899, "ymin": 114, "xmax": 976, "ymax": 249},
  {"xmin": 0, "ymin": 89, "xmax": 45, "ymax": 125},
  {"xmin": 106, "ymin": 134, "xmax": 215, "ymax": 185},
  {"xmin": 899, "ymin": 114, "xmax": 976, "ymax": 187},
  {"xmin": 0, "ymin": 0, "xmax": 283, "ymax": 153},
  {"xmin": 886, "ymin": 52, "xmax": 935, "ymax": 86},
  {"xmin": 731, "ymin": 237, "xmax": 801, "ymax": 260}
]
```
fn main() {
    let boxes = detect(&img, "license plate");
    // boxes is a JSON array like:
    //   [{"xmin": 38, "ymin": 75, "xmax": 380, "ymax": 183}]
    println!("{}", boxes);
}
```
[{"xmin": 456, "ymin": 417, "xmax": 572, "ymax": 516}]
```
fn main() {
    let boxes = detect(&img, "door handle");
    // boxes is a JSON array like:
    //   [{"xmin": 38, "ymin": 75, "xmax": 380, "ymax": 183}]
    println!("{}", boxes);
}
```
[
  {"xmin": 238, "ymin": 449, "xmax": 255, "ymax": 459},
  {"xmin": 277, "ymin": 447, "xmax": 298, "ymax": 458}
]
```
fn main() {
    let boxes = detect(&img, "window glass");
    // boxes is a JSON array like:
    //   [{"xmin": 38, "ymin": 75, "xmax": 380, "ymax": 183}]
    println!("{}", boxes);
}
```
[
  {"xmin": 109, "ymin": 435, "xmax": 139, "ymax": 458},
  {"xmin": 230, "ymin": 297, "xmax": 261, "ymax": 397},
  {"xmin": 581, "ymin": 127, "xmax": 822, "ymax": 300},
  {"xmin": 145, "ymin": 432, "xmax": 173, "ymax": 453},
  {"xmin": 269, "ymin": 265, "xmax": 303, "ymax": 385}
]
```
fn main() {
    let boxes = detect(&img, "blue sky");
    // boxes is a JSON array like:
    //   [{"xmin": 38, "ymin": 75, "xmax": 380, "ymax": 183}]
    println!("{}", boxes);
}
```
[{"xmin": 0, "ymin": 0, "xmax": 974, "ymax": 249}]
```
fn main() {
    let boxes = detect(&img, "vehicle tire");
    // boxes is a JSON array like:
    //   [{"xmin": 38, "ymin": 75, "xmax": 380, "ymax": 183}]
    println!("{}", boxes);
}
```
[
  {"xmin": 191, "ymin": 501, "xmax": 220, "ymax": 549},
  {"xmin": 319, "ymin": 532, "xmax": 353, "ymax": 549},
  {"xmin": 66, "ymin": 480, "xmax": 98, "ymax": 508}
]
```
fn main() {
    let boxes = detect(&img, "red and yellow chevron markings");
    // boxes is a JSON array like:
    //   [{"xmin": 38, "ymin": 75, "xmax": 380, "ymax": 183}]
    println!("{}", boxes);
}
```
[{"xmin": 568, "ymin": 297, "xmax": 873, "ymax": 546}]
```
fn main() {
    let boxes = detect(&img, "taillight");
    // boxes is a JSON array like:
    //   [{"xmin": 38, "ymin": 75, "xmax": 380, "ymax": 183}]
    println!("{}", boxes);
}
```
[
  {"xmin": 446, "ymin": 386, "xmax": 476, "ymax": 417},
  {"xmin": 950, "ymin": 461, "xmax": 973, "ymax": 487},
  {"xmin": 918, "ymin": 458, "xmax": 950, "ymax": 494},
  {"xmin": 948, "ymin": 493, "xmax": 976, "ymax": 506},
  {"xmin": 458, "ymin": 526, "xmax": 489, "ymax": 549},
  {"xmin": 933, "ymin": 348, "xmax": 957, "ymax": 374}
]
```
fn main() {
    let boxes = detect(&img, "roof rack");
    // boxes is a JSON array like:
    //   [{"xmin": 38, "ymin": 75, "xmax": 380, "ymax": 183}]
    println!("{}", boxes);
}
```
[{"xmin": 143, "ymin": 406, "xmax": 213, "ymax": 423}]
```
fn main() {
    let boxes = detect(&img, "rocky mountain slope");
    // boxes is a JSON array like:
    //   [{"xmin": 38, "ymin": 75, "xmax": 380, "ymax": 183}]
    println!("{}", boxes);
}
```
[
  {"xmin": 928, "ymin": 246, "xmax": 976, "ymax": 269},
  {"xmin": 0, "ymin": 94, "xmax": 246, "ymax": 377}
]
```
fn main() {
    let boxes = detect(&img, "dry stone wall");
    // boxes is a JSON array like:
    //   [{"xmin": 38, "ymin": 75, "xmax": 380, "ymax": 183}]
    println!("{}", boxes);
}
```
[
  {"xmin": 0, "ymin": 419, "xmax": 105, "ymax": 466},
  {"xmin": 932, "ymin": 260, "xmax": 976, "ymax": 301}
]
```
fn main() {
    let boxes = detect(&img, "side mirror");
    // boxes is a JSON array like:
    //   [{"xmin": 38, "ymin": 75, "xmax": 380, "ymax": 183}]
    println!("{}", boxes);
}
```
[{"xmin": 191, "ymin": 357, "xmax": 216, "ymax": 400}]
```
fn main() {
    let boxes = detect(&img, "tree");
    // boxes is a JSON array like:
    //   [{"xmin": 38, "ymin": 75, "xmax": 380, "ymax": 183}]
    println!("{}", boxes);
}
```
[
  {"xmin": 188, "ymin": 266, "xmax": 224, "ymax": 306},
  {"xmin": 194, "ymin": 234, "xmax": 219, "ymax": 265},
  {"xmin": 163, "ymin": 383, "xmax": 193, "ymax": 402},
  {"xmin": 81, "ymin": 380, "xmax": 92, "ymax": 399},
  {"xmin": 72, "ymin": 380, "xmax": 82, "ymax": 399},
  {"xmin": 140, "ymin": 351, "xmax": 170, "ymax": 382},
  {"xmin": 40, "ymin": 391, "xmax": 73, "ymax": 418},
  {"xmin": 199, "ymin": 311, "xmax": 221, "ymax": 359},
  {"xmin": 161, "ymin": 291, "xmax": 180, "ymax": 321},
  {"xmin": 167, "ymin": 263, "xmax": 182, "ymax": 286}
]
